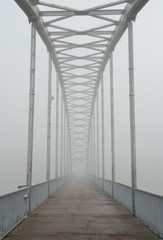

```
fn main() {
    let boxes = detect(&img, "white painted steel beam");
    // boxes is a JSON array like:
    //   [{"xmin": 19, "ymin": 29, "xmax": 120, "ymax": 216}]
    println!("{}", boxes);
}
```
[
  {"xmin": 110, "ymin": 53, "xmax": 115, "ymax": 198},
  {"xmin": 128, "ymin": 21, "xmax": 137, "ymax": 215},
  {"xmin": 40, "ymin": 9, "xmax": 123, "ymax": 17},
  {"xmin": 55, "ymin": 77, "xmax": 59, "ymax": 180},
  {"xmin": 47, "ymin": 53, "xmax": 52, "ymax": 196},
  {"xmin": 101, "ymin": 77, "xmax": 105, "ymax": 189},
  {"xmin": 27, "ymin": 23, "xmax": 36, "ymax": 214}
]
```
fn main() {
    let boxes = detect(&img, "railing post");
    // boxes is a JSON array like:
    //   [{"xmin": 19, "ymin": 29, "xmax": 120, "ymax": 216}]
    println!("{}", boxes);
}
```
[
  {"xmin": 26, "ymin": 22, "xmax": 36, "ymax": 215},
  {"xmin": 101, "ymin": 76, "xmax": 105, "ymax": 190},
  {"xmin": 47, "ymin": 53, "xmax": 52, "ymax": 197},
  {"xmin": 128, "ymin": 21, "xmax": 137, "ymax": 215},
  {"xmin": 55, "ymin": 75, "xmax": 59, "ymax": 187},
  {"xmin": 110, "ymin": 52, "xmax": 115, "ymax": 198}
]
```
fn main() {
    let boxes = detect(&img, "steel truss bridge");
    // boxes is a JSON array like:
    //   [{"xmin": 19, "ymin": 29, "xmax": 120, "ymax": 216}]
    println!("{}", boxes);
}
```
[
  {"xmin": 15, "ymin": 0, "xmax": 147, "ymax": 200},
  {"xmin": 1, "ymin": 0, "xmax": 163, "ymax": 239}
]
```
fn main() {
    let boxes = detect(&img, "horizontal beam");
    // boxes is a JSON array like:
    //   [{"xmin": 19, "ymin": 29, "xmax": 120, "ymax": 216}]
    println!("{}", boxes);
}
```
[
  {"xmin": 40, "ymin": 9, "xmax": 124, "ymax": 16},
  {"xmin": 90, "ymin": 9, "xmax": 124, "ymax": 15},
  {"xmin": 55, "ymin": 44, "xmax": 107, "ymax": 48},
  {"xmin": 49, "ymin": 31, "xmax": 113, "ymax": 36},
  {"xmin": 40, "ymin": 11, "xmax": 74, "ymax": 16}
]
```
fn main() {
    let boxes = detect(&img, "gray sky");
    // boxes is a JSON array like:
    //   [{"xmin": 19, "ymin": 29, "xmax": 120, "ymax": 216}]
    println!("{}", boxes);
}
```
[{"xmin": 0, "ymin": 0, "xmax": 163, "ymax": 196}]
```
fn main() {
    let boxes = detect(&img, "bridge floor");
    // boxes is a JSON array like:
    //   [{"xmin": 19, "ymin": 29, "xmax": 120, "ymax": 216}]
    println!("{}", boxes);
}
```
[{"xmin": 4, "ymin": 178, "xmax": 160, "ymax": 240}]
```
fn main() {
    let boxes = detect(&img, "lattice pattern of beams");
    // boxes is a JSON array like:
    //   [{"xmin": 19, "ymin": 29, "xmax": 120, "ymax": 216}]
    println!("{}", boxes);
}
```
[{"xmin": 15, "ymin": 0, "xmax": 149, "ymax": 166}]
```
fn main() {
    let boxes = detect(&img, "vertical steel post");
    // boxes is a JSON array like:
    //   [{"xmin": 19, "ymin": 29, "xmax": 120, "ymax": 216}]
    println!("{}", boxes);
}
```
[
  {"xmin": 92, "ymin": 111, "xmax": 96, "ymax": 176},
  {"xmin": 60, "ymin": 94, "xmax": 63, "ymax": 183},
  {"xmin": 62, "ymin": 104, "xmax": 64, "ymax": 183},
  {"xmin": 86, "ymin": 145, "xmax": 89, "ymax": 176},
  {"xmin": 96, "ymin": 93, "xmax": 100, "ymax": 180},
  {"xmin": 55, "ymin": 75, "xmax": 59, "ymax": 186},
  {"xmin": 47, "ymin": 53, "xmax": 52, "ymax": 196},
  {"xmin": 85, "ymin": 126, "xmax": 89, "ymax": 177},
  {"xmin": 90, "ymin": 125, "xmax": 93, "ymax": 176},
  {"xmin": 88, "ymin": 129, "xmax": 90, "ymax": 176},
  {"xmin": 66, "ymin": 125, "xmax": 72, "ymax": 176},
  {"xmin": 66, "ymin": 128, "xmax": 70, "ymax": 175},
  {"xmin": 26, "ymin": 22, "xmax": 36, "ymax": 215},
  {"xmin": 128, "ymin": 21, "xmax": 137, "ymax": 215},
  {"xmin": 101, "ymin": 76, "xmax": 105, "ymax": 189},
  {"xmin": 86, "ymin": 133, "xmax": 90, "ymax": 177},
  {"xmin": 68, "ymin": 128, "xmax": 72, "ymax": 175},
  {"xmin": 110, "ymin": 53, "xmax": 115, "ymax": 198},
  {"xmin": 63, "ymin": 107, "xmax": 66, "ymax": 179},
  {"xmin": 64, "ymin": 110, "xmax": 66, "ymax": 177}
]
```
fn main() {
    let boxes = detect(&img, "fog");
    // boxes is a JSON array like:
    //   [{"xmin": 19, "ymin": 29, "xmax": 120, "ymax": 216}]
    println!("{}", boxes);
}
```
[{"xmin": 0, "ymin": 0, "xmax": 163, "ymax": 196}]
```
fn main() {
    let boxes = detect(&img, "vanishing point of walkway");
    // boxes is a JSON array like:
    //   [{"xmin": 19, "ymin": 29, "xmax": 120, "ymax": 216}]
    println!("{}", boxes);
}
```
[{"xmin": 4, "ymin": 179, "xmax": 160, "ymax": 240}]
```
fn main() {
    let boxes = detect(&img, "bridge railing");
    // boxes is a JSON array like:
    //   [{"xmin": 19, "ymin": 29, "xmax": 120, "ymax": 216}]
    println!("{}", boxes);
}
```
[
  {"xmin": 91, "ymin": 176, "xmax": 163, "ymax": 238},
  {"xmin": 0, "ymin": 177, "xmax": 65, "ymax": 240}
]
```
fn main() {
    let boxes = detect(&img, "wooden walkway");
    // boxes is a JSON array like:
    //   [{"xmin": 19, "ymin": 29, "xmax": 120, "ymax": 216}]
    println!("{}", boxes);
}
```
[{"xmin": 4, "ymin": 178, "xmax": 161, "ymax": 240}]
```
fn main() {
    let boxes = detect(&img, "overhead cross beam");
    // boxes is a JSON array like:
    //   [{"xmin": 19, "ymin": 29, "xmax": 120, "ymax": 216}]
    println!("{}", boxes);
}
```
[{"xmin": 40, "ymin": 9, "xmax": 124, "ymax": 17}]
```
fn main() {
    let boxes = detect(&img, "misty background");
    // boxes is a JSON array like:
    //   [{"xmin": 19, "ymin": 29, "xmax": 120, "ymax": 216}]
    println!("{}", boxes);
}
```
[{"xmin": 0, "ymin": 0, "xmax": 163, "ymax": 196}]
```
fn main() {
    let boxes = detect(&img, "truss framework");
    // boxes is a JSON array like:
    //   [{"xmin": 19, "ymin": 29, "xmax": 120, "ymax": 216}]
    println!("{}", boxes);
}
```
[{"xmin": 15, "ymin": 0, "xmax": 148, "ymax": 166}]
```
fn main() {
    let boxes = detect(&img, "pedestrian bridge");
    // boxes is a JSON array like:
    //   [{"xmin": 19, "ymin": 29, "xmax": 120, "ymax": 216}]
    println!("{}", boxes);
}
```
[{"xmin": 0, "ymin": 0, "xmax": 163, "ymax": 239}]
